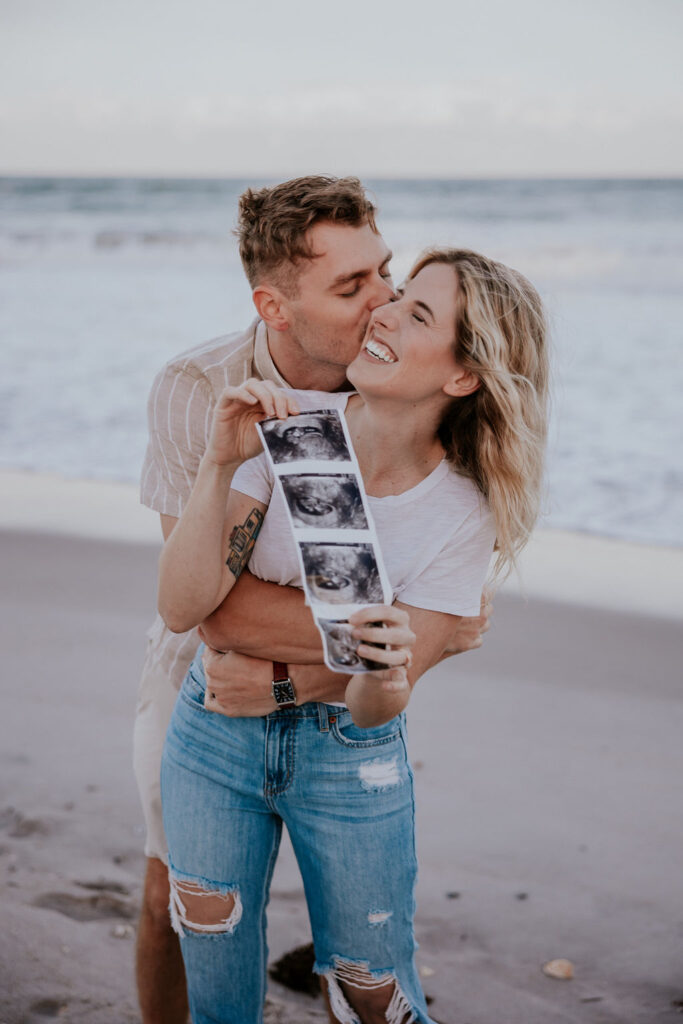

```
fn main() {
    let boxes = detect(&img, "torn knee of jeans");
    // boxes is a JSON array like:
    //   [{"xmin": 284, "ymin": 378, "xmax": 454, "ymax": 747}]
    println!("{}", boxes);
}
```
[
  {"xmin": 320, "ymin": 956, "xmax": 416, "ymax": 1024},
  {"xmin": 168, "ymin": 870, "xmax": 242, "ymax": 938}
]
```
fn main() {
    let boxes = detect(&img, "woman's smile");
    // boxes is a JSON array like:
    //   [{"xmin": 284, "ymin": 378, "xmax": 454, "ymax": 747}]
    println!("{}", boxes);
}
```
[
  {"xmin": 348, "ymin": 263, "xmax": 464, "ymax": 404},
  {"xmin": 363, "ymin": 335, "xmax": 398, "ymax": 364}
]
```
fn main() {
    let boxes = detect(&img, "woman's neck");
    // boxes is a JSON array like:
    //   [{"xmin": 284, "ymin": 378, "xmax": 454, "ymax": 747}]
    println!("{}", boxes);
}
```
[{"xmin": 345, "ymin": 393, "xmax": 447, "ymax": 497}]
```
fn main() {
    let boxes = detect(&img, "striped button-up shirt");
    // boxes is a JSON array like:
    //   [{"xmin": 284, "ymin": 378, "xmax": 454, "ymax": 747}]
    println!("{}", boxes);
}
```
[{"xmin": 139, "ymin": 319, "xmax": 288, "ymax": 690}]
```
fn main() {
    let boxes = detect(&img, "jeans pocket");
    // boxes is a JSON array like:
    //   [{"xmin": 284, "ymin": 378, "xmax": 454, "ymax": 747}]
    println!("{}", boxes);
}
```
[
  {"xmin": 180, "ymin": 660, "xmax": 208, "ymax": 711},
  {"xmin": 330, "ymin": 711, "xmax": 401, "ymax": 749}
]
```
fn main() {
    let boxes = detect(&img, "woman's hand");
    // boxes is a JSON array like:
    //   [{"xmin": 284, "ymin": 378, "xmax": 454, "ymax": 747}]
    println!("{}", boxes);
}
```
[
  {"xmin": 206, "ymin": 379, "xmax": 300, "ymax": 467},
  {"xmin": 348, "ymin": 605, "xmax": 416, "ymax": 694}
]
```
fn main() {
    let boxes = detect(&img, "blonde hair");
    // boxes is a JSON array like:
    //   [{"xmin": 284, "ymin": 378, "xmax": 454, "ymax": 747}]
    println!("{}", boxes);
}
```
[{"xmin": 408, "ymin": 248, "xmax": 550, "ymax": 580}]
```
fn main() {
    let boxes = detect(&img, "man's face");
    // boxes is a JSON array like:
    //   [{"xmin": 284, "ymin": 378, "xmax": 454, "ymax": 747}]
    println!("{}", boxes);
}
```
[{"xmin": 284, "ymin": 221, "xmax": 394, "ymax": 370}]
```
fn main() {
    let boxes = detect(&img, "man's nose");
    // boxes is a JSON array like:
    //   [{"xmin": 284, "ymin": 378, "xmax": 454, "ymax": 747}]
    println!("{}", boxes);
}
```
[
  {"xmin": 368, "ymin": 274, "xmax": 396, "ymax": 309},
  {"xmin": 371, "ymin": 299, "xmax": 399, "ymax": 331}
]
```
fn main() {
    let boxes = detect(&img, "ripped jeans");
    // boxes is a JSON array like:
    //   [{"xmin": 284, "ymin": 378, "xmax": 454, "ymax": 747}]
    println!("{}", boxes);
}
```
[{"xmin": 160, "ymin": 654, "xmax": 434, "ymax": 1024}]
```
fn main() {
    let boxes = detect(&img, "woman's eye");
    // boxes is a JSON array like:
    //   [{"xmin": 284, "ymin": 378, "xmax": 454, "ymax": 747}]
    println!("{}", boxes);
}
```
[{"xmin": 412, "ymin": 312, "xmax": 426, "ymax": 324}]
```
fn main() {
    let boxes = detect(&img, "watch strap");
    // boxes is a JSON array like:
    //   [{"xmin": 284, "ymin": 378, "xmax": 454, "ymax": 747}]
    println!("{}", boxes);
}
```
[
  {"xmin": 272, "ymin": 661, "xmax": 289, "ymax": 683},
  {"xmin": 272, "ymin": 661, "xmax": 297, "ymax": 708}
]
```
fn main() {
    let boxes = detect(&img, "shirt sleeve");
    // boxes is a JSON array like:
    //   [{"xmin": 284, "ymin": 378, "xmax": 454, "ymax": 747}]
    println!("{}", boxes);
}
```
[
  {"xmin": 231, "ymin": 453, "xmax": 274, "ymax": 505},
  {"xmin": 139, "ymin": 363, "xmax": 214, "ymax": 518},
  {"xmin": 397, "ymin": 505, "xmax": 496, "ymax": 617}
]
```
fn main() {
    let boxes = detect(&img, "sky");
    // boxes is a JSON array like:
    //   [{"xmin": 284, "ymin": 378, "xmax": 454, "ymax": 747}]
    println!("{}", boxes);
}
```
[{"xmin": 1, "ymin": 0, "xmax": 682, "ymax": 177}]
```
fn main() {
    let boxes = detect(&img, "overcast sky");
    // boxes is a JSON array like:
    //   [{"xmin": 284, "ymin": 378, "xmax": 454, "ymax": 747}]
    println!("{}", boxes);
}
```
[{"xmin": 2, "ymin": 0, "xmax": 681, "ymax": 177}]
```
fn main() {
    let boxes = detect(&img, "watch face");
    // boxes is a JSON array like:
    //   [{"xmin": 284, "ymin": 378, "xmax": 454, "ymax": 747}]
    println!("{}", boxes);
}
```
[{"xmin": 273, "ymin": 680, "xmax": 296, "ymax": 706}]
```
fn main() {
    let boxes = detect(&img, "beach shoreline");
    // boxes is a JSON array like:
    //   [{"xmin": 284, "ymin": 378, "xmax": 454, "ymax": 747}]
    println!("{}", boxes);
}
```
[{"xmin": 2, "ymin": 468, "xmax": 682, "ymax": 620}]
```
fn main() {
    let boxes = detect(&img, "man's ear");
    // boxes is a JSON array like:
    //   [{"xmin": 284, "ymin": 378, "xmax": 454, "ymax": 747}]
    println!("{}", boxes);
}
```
[
  {"xmin": 442, "ymin": 367, "xmax": 480, "ymax": 398},
  {"xmin": 252, "ymin": 286, "xmax": 291, "ymax": 332}
]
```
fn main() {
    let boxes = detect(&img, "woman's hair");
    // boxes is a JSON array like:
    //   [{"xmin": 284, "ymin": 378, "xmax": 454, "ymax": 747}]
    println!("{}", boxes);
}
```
[
  {"xmin": 408, "ymin": 248, "xmax": 550, "ymax": 580},
  {"xmin": 237, "ymin": 176, "xmax": 377, "ymax": 295}
]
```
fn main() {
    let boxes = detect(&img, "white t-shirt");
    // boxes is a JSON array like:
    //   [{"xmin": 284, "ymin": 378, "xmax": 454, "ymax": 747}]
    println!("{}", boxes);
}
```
[{"xmin": 232, "ymin": 390, "xmax": 496, "ymax": 618}]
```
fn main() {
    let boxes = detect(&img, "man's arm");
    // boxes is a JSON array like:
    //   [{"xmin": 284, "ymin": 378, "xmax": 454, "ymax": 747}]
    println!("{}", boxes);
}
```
[
  {"xmin": 202, "ymin": 569, "xmax": 491, "ymax": 663},
  {"xmin": 201, "ymin": 569, "xmax": 322, "ymax": 662},
  {"xmin": 201, "ymin": 592, "xmax": 490, "ymax": 718},
  {"xmin": 200, "ymin": 648, "xmax": 349, "ymax": 716}
]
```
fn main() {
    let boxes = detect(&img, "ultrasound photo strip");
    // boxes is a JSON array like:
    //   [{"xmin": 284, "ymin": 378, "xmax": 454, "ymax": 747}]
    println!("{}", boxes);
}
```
[{"xmin": 256, "ymin": 406, "xmax": 392, "ymax": 674}]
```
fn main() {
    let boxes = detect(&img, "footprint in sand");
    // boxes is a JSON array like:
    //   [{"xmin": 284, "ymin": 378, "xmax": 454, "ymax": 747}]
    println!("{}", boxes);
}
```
[
  {"xmin": 29, "ymin": 997, "xmax": 69, "ymax": 1018},
  {"xmin": 33, "ymin": 891, "xmax": 137, "ymax": 921},
  {"xmin": 75, "ymin": 878, "xmax": 131, "ymax": 896},
  {"xmin": 0, "ymin": 806, "xmax": 50, "ymax": 838},
  {"xmin": 268, "ymin": 943, "xmax": 318, "ymax": 996}
]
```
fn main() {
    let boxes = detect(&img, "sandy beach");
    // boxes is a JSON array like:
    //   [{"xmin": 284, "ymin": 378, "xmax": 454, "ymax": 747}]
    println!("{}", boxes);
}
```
[{"xmin": 1, "ymin": 473, "xmax": 682, "ymax": 1023}]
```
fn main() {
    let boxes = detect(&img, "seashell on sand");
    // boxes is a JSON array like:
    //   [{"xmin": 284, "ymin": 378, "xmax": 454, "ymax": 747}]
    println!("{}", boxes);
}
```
[{"xmin": 542, "ymin": 958, "xmax": 575, "ymax": 980}]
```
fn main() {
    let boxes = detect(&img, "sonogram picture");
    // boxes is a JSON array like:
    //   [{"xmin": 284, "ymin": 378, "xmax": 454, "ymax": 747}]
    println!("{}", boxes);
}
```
[{"xmin": 257, "ymin": 407, "xmax": 392, "ymax": 673}]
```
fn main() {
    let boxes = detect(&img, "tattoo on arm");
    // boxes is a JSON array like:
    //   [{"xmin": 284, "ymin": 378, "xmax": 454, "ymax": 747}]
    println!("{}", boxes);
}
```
[{"xmin": 226, "ymin": 508, "xmax": 264, "ymax": 580}]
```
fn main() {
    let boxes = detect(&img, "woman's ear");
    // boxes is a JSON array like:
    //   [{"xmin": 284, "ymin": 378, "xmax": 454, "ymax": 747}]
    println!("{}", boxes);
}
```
[
  {"xmin": 252, "ymin": 286, "xmax": 290, "ymax": 332},
  {"xmin": 443, "ymin": 367, "xmax": 480, "ymax": 398}
]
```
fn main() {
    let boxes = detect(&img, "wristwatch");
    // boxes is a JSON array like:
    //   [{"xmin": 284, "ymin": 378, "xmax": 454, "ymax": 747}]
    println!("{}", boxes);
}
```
[{"xmin": 272, "ymin": 661, "xmax": 297, "ymax": 709}]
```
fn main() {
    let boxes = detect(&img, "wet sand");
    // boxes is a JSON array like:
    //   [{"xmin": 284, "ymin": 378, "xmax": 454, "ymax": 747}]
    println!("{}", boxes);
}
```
[{"xmin": 0, "ymin": 523, "xmax": 682, "ymax": 1023}]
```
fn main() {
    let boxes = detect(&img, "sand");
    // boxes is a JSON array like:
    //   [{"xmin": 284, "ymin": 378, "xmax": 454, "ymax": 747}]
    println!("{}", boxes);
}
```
[{"xmin": 1, "ymin": 473, "xmax": 682, "ymax": 1023}]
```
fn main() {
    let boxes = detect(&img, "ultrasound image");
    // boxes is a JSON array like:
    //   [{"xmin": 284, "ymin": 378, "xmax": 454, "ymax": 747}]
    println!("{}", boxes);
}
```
[
  {"xmin": 300, "ymin": 542, "xmax": 384, "ymax": 605},
  {"xmin": 280, "ymin": 474, "xmax": 367, "ymax": 529},
  {"xmin": 260, "ymin": 411, "xmax": 351, "ymax": 464}
]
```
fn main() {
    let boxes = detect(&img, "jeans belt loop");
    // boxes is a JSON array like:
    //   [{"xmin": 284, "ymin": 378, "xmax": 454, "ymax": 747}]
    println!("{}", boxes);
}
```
[{"xmin": 317, "ymin": 703, "xmax": 329, "ymax": 733}]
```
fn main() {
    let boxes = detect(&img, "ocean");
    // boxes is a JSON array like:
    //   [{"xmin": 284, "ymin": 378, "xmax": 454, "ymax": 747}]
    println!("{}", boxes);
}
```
[{"xmin": 1, "ymin": 177, "xmax": 682, "ymax": 547}]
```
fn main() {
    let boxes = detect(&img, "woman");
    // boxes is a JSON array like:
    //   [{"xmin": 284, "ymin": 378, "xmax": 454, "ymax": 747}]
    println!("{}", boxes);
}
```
[{"xmin": 158, "ymin": 248, "xmax": 549, "ymax": 1024}]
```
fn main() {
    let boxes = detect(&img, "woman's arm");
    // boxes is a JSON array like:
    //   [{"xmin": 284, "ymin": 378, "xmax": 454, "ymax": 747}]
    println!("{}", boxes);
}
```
[
  {"xmin": 341, "ymin": 605, "xmax": 415, "ymax": 727},
  {"xmin": 157, "ymin": 378, "xmax": 299, "ymax": 634},
  {"xmin": 159, "ymin": 479, "xmax": 266, "ymax": 633}
]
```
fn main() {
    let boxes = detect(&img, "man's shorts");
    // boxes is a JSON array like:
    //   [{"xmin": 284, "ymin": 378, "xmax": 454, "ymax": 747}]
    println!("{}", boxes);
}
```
[{"xmin": 133, "ymin": 619, "xmax": 198, "ymax": 862}]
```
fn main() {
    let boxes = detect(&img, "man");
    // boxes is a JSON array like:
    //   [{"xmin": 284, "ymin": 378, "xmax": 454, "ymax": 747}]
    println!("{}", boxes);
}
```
[{"xmin": 134, "ymin": 175, "xmax": 490, "ymax": 1023}]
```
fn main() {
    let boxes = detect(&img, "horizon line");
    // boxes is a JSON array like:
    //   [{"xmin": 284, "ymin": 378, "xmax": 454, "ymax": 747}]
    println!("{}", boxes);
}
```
[{"xmin": 2, "ymin": 172, "xmax": 682, "ymax": 183}]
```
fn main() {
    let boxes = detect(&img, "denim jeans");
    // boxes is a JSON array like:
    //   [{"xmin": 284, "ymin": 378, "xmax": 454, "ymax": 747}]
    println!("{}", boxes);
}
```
[{"xmin": 161, "ymin": 654, "xmax": 434, "ymax": 1024}]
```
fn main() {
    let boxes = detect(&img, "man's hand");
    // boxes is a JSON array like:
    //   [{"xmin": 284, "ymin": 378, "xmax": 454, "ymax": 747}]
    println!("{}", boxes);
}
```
[
  {"xmin": 201, "ymin": 648, "xmax": 276, "ymax": 717},
  {"xmin": 442, "ymin": 592, "xmax": 493, "ymax": 657}
]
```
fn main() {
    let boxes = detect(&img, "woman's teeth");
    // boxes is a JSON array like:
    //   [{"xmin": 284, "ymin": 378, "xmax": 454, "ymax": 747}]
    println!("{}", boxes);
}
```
[{"xmin": 365, "ymin": 338, "xmax": 397, "ymax": 363}]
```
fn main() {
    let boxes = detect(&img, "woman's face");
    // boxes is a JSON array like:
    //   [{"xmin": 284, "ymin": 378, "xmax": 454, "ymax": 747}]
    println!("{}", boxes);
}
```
[{"xmin": 347, "ymin": 262, "xmax": 463, "ymax": 402}]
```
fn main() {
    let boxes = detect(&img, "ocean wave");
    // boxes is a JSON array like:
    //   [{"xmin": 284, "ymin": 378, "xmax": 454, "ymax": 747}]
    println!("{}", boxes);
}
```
[{"xmin": 2, "ymin": 231, "xmax": 683, "ymax": 294}]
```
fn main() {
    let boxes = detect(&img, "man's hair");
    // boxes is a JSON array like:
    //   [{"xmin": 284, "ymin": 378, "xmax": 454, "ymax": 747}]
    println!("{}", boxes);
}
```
[{"xmin": 236, "ymin": 175, "xmax": 378, "ymax": 295}]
